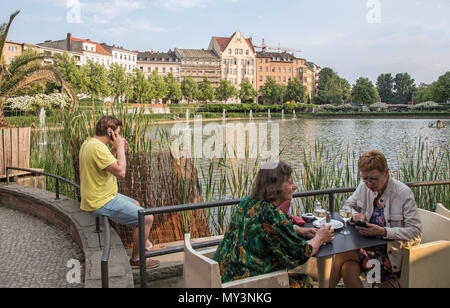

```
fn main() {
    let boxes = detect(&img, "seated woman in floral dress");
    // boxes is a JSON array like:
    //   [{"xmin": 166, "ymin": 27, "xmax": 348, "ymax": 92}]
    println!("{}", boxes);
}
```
[{"xmin": 213, "ymin": 161, "xmax": 334, "ymax": 288}]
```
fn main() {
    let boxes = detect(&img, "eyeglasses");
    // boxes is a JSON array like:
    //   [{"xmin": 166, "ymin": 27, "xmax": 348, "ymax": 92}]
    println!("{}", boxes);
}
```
[{"xmin": 361, "ymin": 175, "xmax": 383, "ymax": 183}]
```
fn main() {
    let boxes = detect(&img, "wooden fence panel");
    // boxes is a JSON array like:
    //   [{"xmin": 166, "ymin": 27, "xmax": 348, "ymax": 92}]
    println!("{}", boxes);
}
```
[{"xmin": 0, "ymin": 127, "xmax": 32, "ymax": 178}]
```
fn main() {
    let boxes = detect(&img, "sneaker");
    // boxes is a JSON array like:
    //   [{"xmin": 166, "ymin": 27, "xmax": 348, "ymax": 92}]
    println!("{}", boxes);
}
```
[{"xmin": 130, "ymin": 258, "xmax": 160, "ymax": 269}]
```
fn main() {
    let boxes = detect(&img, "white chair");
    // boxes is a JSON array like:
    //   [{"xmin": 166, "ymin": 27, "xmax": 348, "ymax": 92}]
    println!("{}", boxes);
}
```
[
  {"xmin": 436, "ymin": 203, "xmax": 450, "ymax": 219},
  {"xmin": 380, "ymin": 207, "xmax": 450, "ymax": 288},
  {"xmin": 183, "ymin": 233, "xmax": 290, "ymax": 288}
]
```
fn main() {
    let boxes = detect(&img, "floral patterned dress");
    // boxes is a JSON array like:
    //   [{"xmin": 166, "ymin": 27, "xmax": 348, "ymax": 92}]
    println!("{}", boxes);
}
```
[
  {"xmin": 213, "ymin": 196, "xmax": 314, "ymax": 288},
  {"xmin": 358, "ymin": 199, "xmax": 400, "ymax": 282}
]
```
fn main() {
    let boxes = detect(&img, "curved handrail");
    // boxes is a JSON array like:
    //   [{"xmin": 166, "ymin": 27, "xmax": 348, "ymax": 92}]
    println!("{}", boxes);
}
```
[{"xmin": 5, "ymin": 166, "xmax": 112, "ymax": 289}]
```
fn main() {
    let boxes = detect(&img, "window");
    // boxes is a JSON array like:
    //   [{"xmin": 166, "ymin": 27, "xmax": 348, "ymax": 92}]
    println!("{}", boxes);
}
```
[
  {"xmin": 246, "ymin": 50, "xmax": 249, "ymax": 55},
  {"xmin": 162, "ymin": 67, "xmax": 166, "ymax": 73},
  {"xmin": 8, "ymin": 46, "xmax": 18, "ymax": 52},
  {"xmin": 229, "ymin": 49, "xmax": 232, "ymax": 55}
]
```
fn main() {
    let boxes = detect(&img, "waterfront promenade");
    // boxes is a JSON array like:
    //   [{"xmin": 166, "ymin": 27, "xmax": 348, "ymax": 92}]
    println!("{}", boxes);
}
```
[{"xmin": 0, "ymin": 204, "xmax": 84, "ymax": 288}]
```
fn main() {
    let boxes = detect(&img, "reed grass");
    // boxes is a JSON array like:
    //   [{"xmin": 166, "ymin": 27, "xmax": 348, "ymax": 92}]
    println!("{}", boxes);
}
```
[{"xmin": 29, "ymin": 107, "xmax": 450, "ymax": 237}]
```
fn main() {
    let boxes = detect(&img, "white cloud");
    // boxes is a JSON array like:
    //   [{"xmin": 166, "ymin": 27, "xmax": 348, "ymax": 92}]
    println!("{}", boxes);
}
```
[
  {"xmin": 80, "ymin": 0, "xmax": 145, "ymax": 23},
  {"xmin": 148, "ymin": 0, "xmax": 237, "ymax": 10}
]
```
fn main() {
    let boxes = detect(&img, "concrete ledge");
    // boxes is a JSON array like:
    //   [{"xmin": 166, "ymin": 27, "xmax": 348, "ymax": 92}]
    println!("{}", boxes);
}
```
[{"xmin": 0, "ymin": 184, "xmax": 134, "ymax": 288}]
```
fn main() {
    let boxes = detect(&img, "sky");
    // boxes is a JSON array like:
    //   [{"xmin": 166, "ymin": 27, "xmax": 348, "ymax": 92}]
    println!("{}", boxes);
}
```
[{"xmin": 2, "ymin": 0, "xmax": 450, "ymax": 85}]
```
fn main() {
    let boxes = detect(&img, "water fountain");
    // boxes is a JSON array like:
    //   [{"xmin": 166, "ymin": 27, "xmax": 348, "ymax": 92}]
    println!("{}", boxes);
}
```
[
  {"xmin": 39, "ymin": 108, "xmax": 46, "ymax": 128},
  {"xmin": 281, "ymin": 109, "xmax": 285, "ymax": 121},
  {"xmin": 222, "ymin": 109, "xmax": 226, "ymax": 120},
  {"xmin": 38, "ymin": 108, "xmax": 47, "ymax": 147},
  {"xmin": 293, "ymin": 110, "xmax": 297, "ymax": 119},
  {"xmin": 268, "ymin": 109, "xmax": 271, "ymax": 120},
  {"xmin": 186, "ymin": 109, "xmax": 190, "ymax": 122},
  {"xmin": 249, "ymin": 110, "xmax": 253, "ymax": 121}
]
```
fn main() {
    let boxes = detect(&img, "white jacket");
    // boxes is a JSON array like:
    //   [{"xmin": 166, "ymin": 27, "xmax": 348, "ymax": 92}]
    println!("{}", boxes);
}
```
[{"xmin": 345, "ymin": 176, "xmax": 422, "ymax": 272}]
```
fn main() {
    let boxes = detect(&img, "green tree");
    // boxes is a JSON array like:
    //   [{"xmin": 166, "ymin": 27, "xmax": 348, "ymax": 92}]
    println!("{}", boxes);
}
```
[
  {"xmin": 376, "ymin": 73, "xmax": 394, "ymax": 104},
  {"xmin": 132, "ymin": 68, "xmax": 153, "ymax": 104},
  {"xmin": 197, "ymin": 77, "xmax": 215, "ymax": 102},
  {"xmin": 259, "ymin": 76, "xmax": 285, "ymax": 104},
  {"xmin": 314, "ymin": 67, "xmax": 350, "ymax": 105},
  {"xmin": 351, "ymin": 77, "xmax": 380, "ymax": 105},
  {"xmin": 181, "ymin": 76, "xmax": 199, "ymax": 102},
  {"xmin": 215, "ymin": 79, "xmax": 237, "ymax": 102},
  {"xmin": 393, "ymin": 73, "xmax": 416, "ymax": 104},
  {"xmin": 83, "ymin": 61, "xmax": 109, "ymax": 102},
  {"xmin": 53, "ymin": 52, "xmax": 85, "ymax": 94},
  {"xmin": 164, "ymin": 72, "xmax": 182, "ymax": 103},
  {"xmin": 107, "ymin": 63, "xmax": 132, "ymax": 104},
  {"xmin": 239, "ymin": 78, "xmax": 257, "ymax": 103},
  {"xmin": 430, "ymin": 72, "xmax": 450, "ymax": 103},
  {"xmin": 284, "ymin": 78, "xmax": 307, "ymax": 103},
  {"xmin": 149, "ymin": 70, "xmax": 168, "ymax": 103}
]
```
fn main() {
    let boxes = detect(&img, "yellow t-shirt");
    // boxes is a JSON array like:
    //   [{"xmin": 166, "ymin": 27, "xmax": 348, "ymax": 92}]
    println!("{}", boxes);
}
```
[{"xmin": 79, "ymin": 137, "xmax": 118, "ymax": 212}]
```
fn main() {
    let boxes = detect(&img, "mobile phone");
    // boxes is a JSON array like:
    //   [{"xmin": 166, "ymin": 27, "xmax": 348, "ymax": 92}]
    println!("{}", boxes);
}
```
[
  {"xmin": 107, "ymin": 129, "xmax": 115, "ymax": 140},
  {"xmin": 354, "ymin": 221, "xmax": 368, "ymax": 228}
]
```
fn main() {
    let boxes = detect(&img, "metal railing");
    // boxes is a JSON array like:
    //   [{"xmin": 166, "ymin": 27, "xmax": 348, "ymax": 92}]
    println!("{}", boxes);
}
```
[
  {"xmin": 5, "ymin": 166, "xmax": 112, "ymax": 288},
  {"xmin": 137, "ymin": 179, "xmax": 450, "ymax": 288}
]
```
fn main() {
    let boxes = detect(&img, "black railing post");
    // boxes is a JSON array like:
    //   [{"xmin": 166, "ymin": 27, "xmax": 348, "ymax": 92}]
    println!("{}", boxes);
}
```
[
  {"xmin": 328, "ymin": 193, "xmax": 335, "ymax": 212},
  {"xmin": 101, "ymin": 216, "xmax": 111, "ymax": 288},
  {"xmin": 55, "ymin": 178, "xmax": 60, "ymax": 200},
  {"xmin": 138, "ymin": 210, "xmax": 147, "ymax": 288},
  {"xmin": 6, "ymin": 168, "xmax": 9, "ymax": 185},
  {"xmin": 95, "ymin": 217, "xmax": 101, "ymax": 233}
]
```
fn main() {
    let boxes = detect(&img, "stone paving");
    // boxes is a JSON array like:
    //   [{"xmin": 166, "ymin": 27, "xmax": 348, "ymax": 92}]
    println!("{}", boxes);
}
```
[{"xmin": 0, "ymin": 204, "xmax": 84, "ymax": 288}]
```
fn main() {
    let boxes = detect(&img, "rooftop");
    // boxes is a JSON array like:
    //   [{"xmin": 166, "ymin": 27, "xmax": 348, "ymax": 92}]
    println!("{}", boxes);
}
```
[{"xmin": 175, "ymin": 48, "xmax": 220, "ymax": 60}]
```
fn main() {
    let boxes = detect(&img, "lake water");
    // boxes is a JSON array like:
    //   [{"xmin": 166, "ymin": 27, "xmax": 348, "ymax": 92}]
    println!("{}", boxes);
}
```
[{"xmin": 157, "ymin": 117, "xmax": 450, "ymax": 172}]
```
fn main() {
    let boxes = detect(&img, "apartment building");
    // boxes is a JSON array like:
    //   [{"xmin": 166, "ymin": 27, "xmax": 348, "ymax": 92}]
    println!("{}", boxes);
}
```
[
  {"xmin": 137, "ymin": 50, "xmax": 181, "ymax": 81},
  {"xmin": 101, "ymin": 44, "xmax": 138, "ymax": 73},
  {"xmin": 38, "ymin": 33, "xmax": 112, "ymax": 68},
  {"xmin": 2, "ymin": 40, "xmax": 82, "ymax": 67},
  {"xmin": 208, "ymin": 31, "xmax": 256, "ymax": 88},
  {"xmin": 255, "ymin": 51, "xmax": 299, "ymax": 90},
  {"xmin": 2, "ymin": 41, "xmax": 25, "ymax": 65},
  {"xmin": 175, "ymin": 48, "xmax": 221, "ymax": 88}
]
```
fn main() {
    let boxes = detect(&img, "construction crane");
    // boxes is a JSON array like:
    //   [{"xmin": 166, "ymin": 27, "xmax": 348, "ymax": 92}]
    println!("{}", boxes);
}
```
[{"xmin": 253, "ymin": 38, "xmax": 302, "ymax": 54}]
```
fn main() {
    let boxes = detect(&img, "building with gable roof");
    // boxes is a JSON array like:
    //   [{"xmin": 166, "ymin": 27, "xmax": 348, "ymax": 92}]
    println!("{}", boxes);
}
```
[
  {"xmin": 38, "ymin": 33, "xmax": 113, "ymax": 69},
  {"xmin": 208, "ymin": 30, "xmax": 256, "ymax": 88}
]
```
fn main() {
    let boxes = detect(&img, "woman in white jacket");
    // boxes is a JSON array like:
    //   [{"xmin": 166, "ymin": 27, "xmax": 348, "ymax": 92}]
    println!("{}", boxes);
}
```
[{"xmin": 329, "ymin": 150, "xmax": 422, "ymax": 288}]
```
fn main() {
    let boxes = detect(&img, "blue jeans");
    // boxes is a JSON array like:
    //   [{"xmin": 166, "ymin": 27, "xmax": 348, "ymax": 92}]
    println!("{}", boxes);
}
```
[{"xmin": 93, "ymin": 193, "xmax": 143, "ymax": 227}]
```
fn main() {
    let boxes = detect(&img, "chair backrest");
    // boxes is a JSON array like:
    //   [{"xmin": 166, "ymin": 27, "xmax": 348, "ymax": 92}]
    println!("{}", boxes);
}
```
[
  {"xmin": 183, "ymin": 233, "xmax": 290, "ymax": 288},
  {"xmin": 436, "ymin": 203, "xmax": 450, "ymax": 219},
  {"xmin": 418, "ymin": 209, "xmax": 450, "ymax": 244},
  {"xmin": 183, "ymin": 233, "xmax": 222, "ymax": 288}
]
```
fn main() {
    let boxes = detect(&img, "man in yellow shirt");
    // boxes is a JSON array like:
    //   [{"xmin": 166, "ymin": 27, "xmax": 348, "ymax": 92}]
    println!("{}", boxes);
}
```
[{"xmin": 79, "ymin": 116, "xmax": 159, "ymax": 269}]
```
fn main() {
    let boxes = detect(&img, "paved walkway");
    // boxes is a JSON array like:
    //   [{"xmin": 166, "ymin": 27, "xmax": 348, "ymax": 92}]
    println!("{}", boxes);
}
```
[{"xmin": 0, "ymin": 204, "xmax": 84, "ymax": 288}]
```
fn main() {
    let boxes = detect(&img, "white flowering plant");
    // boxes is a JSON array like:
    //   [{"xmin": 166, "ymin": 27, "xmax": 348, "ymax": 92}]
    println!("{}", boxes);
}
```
[{"xmin": 6, "ymin": 93, "xmax": 71, "ymax": 113}]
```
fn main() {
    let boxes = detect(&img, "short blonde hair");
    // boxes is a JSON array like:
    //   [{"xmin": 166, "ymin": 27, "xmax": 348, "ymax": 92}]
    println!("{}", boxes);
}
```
[{"xmin": 358, "ymin": 150, "xmax": 388, "ymax": 173}]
